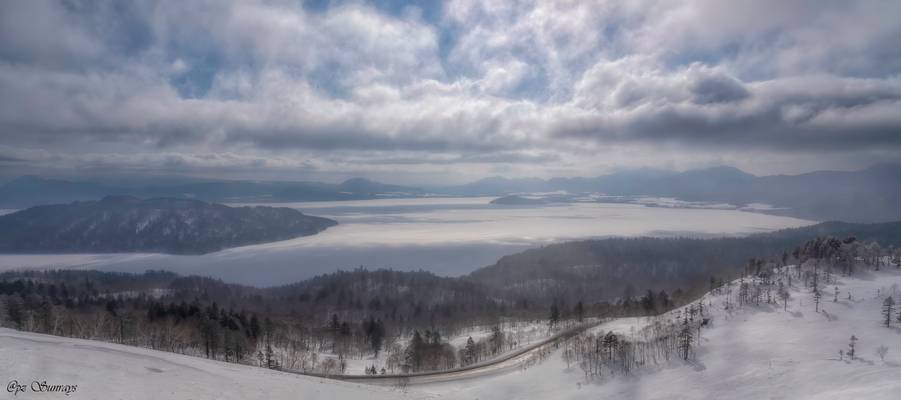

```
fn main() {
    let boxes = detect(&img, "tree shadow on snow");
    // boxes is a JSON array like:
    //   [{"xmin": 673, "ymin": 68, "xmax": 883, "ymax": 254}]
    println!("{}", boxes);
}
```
[
  {"xmin": 789, "ymin": 311, "xmax": 804, "ymax": 318},
  {"xmin": 687, "ymin": 359, "xmax": 707, "ymax": 372},
  {"xmin": 819, "ymin": 310, "xmax": 839, "ymax": 321},
  {"xmin": 750, "ymin": 303, "xmax": 779, "ymax": 313}
]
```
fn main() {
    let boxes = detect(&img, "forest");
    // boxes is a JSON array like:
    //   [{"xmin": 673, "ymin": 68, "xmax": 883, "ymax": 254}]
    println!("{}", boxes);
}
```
[{"xmin": 2, "ymin": 223, "xmax": 901, "ymax": 376}]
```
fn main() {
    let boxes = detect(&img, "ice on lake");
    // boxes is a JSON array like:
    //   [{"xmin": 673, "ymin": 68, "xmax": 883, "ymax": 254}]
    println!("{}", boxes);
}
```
[{"xmin": 0, "ymin": 197, "xmax": 815, "ymax": 286}]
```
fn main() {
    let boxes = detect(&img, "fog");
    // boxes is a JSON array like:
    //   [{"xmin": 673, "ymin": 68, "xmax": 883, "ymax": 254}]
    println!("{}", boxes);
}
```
[{"xmin": 0, "ymin": 198, "xmax": 814, "ymax": 286}]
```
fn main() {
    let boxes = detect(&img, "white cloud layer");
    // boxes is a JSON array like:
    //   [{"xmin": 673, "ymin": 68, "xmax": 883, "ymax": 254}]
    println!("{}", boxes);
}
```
[{"xmin": 1, "ymin": 0, "xmax": 900, "ymax": 183}]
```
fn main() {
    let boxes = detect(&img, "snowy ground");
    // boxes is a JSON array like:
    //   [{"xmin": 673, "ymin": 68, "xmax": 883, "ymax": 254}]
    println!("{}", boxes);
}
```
[
  {"xmin": 0, "ymin": 329, "xmax": 417, "ymax": 400},
  {"xmin": 416, "ymin": 269, "xmax": 901, "ymax": 399},
  {"xmin": 315, "ymin": 318, "xmax": 563, "ymax": 375},
  {"xmin": 3, "ymin": 270, "xmax": 900, "ymax": 399}
]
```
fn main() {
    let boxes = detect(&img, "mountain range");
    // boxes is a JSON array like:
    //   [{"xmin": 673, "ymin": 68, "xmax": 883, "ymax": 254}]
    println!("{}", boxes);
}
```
[
  {"xmin": 2, "ymin": 163, "xmax": 900, "ymax": 222},
  {"xmin": 0, "ymin": 176, "xmax": 423, "ymax": 207}
]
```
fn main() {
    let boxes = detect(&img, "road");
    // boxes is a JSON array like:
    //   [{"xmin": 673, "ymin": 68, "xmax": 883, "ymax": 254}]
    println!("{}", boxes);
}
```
[{"xmin": 281, "ymin": 319, "xmax": 604, "ymax": 385}]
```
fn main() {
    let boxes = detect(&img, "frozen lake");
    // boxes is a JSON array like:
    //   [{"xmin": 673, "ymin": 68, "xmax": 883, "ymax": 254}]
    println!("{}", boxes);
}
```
[{"xmin": 0, "ymin": 197, "xmax": 815, "ymax": 286}]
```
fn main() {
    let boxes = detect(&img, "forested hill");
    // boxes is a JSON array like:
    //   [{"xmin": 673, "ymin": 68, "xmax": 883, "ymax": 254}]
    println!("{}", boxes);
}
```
[
  {"xmin": 0, "ymin": 196, "xmax": 337, "ymax": 254},
  {"xmin": 467, "ymin": 221, "xmax": 901, "ymax": 305}
]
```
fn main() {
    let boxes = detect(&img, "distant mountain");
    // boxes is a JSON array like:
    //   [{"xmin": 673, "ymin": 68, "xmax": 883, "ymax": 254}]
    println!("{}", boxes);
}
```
[
  {"xmin": 435, "ymin": 164, "xmax": 901, "ymax": 223},
  {"xmin": 0, "ymin": 175, "xmax": 128, "ymax": 206},
  {"xmin": 3, "ymin": 164, "xmax": 901, "ymax": 222},
  {"xmin": 0, "ymin": 196, "xmax": 337, "ymax": 254},
  {"xmin": 437, "ymin": 176, "xmax": 552, "ymax": 195},
  {"xmin": 0, "ymin": 176, "xmax": 424, "ymax": 208}
]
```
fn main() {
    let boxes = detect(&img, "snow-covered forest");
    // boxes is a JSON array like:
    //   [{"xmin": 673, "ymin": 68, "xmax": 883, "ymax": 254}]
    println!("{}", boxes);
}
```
[
  {"xmin": 2, "ymin": 232, "xmax": 900, "ymax": 380},
  {"xmin": 3, "ymin": 234, "xmax": 901, "ymax": 399}
]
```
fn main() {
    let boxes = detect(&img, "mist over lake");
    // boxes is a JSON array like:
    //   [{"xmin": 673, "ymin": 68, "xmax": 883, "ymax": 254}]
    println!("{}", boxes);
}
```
[{"xmin": 0, "ymin": 197, "xmax": 814, "ymax": 286}]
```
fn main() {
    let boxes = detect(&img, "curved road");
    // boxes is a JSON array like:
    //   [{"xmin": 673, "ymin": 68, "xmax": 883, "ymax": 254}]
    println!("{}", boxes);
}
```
[{"xmin": 281, "ymin": 319, "xmax": 604, "ymax": 385}]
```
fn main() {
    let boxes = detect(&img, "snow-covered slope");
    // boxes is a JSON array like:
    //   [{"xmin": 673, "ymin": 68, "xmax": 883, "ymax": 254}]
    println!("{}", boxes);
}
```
[
  {"xmin": 417, "ymin": 269, "xmax": 901, "ymax": 399},
  {"xmin": 3, "ymin": 270, "xmax": 900, "ymax": 399},
  {"xmin": 0, "ymin": 329, "xmax": 415, "ymax": 400}
]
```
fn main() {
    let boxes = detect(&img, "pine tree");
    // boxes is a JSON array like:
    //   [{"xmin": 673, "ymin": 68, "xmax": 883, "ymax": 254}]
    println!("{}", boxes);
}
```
[
  {"xmin": 549, "ymin": 303, "xmax": 560, "ymax": 329},
  {"xmin": 490, "ymin": 326, "xmax": 504, "ymax": 354},
  {"xmin": 813, "ymin": 287, "xmax": 822, "ymax": 312},
  {"xmin": 602, "ymin": 331, "xmax": 618, "ymax": 361},
  {"xmin": 404, "ymin": 330, "xmax": 423, "ymax": 372},
  {"xmin": 574, "ymin": 301, "xmax": 585, "ymax": 323},
  {"xmin": 464, "ymin": 336, "xmax": 476, "ymax": 365},
  {"xmin": 883, "ymin": 297, "xmax": 895, "ymax": 327},
  {"xmin": 848, "ymin": 335, "xmax": 858, "ymax": 360}
]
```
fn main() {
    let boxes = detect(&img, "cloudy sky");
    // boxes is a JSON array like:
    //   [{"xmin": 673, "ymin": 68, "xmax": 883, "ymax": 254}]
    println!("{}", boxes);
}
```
[{"xmin": 1, "ymin": 0, "xmax": 900, "ymax": 184}]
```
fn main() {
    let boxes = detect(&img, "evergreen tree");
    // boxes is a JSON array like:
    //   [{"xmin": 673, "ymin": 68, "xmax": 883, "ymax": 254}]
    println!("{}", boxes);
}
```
[
  {"xmin": 404, "ymin": 330, "xmax": 423, "ymax": 372},
  {"xmin": 574, "ymin": 301, "xmax": 585, "ymax": 323},
  {"xmin": 602, "ymin": 331, "xmax": 618, "ymax": 361},
  {"xmin": 489, "ymin": 326, "xmax": 504, "ymax": 354},
  {"xmin": 848, "ymin": 335, "xmax": 858, "ymax": 360},
  {"xmin": 464, "ymin": 336, "xmax": 476, "ymax": 365},
  {"xmin": 549, "ymin": 303, "xmax": 560, "ymax": 329},
  {"xmin": 249, "ymin": 314, "xmax": 261, "ymax": 338},
  {"xmin": 813, "ymin": 287, "xmax": 822, "ymax": 312},
  {"xmin": 641, "ymin": 290, "xmax": 656, "ymax": 314},
  {"xmin": 883, "ymin": 297, "xmax": 895, "ymax": 327}
]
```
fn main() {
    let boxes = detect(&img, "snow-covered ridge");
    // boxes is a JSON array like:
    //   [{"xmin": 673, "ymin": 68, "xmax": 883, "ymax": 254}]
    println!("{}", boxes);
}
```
[{"xmin": 417, "ymin": 266, "xmax": 901, "ymax": 399}]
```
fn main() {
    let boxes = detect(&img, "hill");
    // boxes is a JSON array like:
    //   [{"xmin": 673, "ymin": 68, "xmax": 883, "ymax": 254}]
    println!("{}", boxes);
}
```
[
  {"xmin": 467, "ymin": 221, "xmax": 901, "ymax": 305},
  {"xmin": 0, "ymin": 196, "xmax": 337, "ymax": 254}
]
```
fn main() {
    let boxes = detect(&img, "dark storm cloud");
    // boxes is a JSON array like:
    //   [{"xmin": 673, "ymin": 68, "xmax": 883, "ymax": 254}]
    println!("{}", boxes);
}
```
[{"xmin": 559, "ymin": 73, "xmax": 901, "ymax": 152}]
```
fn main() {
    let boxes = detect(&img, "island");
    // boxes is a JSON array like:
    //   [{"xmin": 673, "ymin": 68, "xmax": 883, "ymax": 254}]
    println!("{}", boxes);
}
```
[{"xmin": 489, "ymin": 195, "xmax": 547, "ymax": 205}]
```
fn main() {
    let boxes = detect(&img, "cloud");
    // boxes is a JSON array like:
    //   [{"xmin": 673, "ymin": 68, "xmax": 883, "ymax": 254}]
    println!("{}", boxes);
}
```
[{"xmin": 0, "ymin": 0, "xmax": 899, "ymax": 181}]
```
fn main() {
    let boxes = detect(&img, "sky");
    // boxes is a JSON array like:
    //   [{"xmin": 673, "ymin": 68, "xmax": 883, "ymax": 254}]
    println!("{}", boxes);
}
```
[{"xmin": 1, "ymin": 0, "xmax": 900, "ymax": 185}]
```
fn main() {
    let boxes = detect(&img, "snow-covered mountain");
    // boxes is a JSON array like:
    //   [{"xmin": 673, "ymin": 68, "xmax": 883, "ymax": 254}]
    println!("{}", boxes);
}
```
[{"xmin": 0, "ymin": 196, "xmax": 337, "ymax": 254}]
